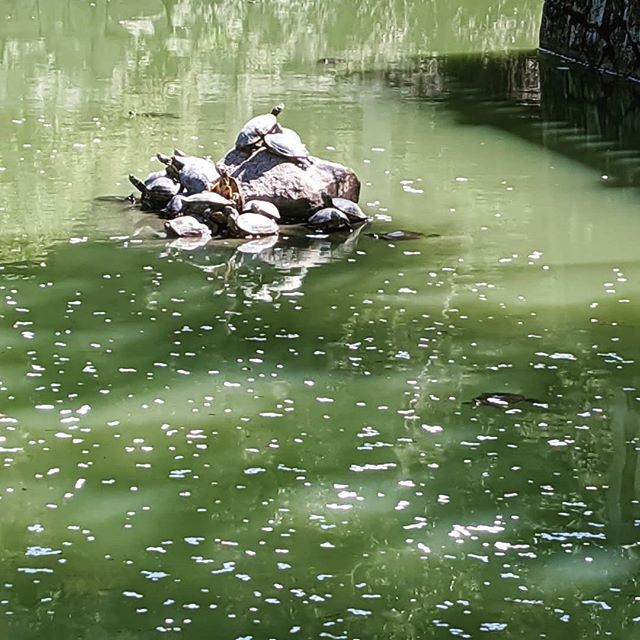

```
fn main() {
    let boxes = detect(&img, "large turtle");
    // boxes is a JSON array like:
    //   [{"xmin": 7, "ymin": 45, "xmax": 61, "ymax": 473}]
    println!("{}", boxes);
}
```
[
  {"xmin": 321, "ymin": 193, "xmax": 368, "ymax": 224},
  {"xmin": 164, "ymin": 215, "xmax": 212, "ymax": 239},
  {"xmin": 129, "ymin": 173, "xmax": 180, "ymax": 211},
  {"xmin": 243, "ymin": 199, "xmax": 280, "ymax": 221},
  {"xmin": 306, "ymin": 207, "xmax": 352, "ymax": 232},
  {"xmin": 157, "ymin": 152, "xmax": 220, "ymax": 194},
  {"xmin": 263, "ymin": 129, "xmax": 311, "ymax": 167},
  {"xmin": 235, "ymin": 103, "xmax": 285, "ymax": 150},
  {"xmin": 228, "ymin": 211, "xmax": 279, "ymax": 238}
]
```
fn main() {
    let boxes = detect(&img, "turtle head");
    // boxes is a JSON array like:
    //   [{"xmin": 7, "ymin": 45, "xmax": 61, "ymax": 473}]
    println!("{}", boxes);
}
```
[
  {"xmin": 171, "ymin": 156, "xmax": 186, "ymax": 170},
  {"xmin": 271, "ymin": 103, "xmax": 285, "ymax": 117},
  {"xmin": 128, "ymin": 174, "xmax": 147, "ymax": 195},
  {"xmin": 157, "ymin": 152, "xmax": 172, "ymax": 166},
  {"xmin": 320, "ymin": 192, "xmax": 333, "ymax": 207}
]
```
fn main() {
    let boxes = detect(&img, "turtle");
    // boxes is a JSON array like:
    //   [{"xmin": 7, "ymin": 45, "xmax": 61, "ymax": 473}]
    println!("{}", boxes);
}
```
[
  {"xmin": 263, "ymin": 130, "xmax": 311, "ymax": 167},
  {"xmin": 306, "ymin": 207, "xmax": 352, "ymax": 232},
  {"xmin": 157, "ymin": 152, "xmax": 220, "ymax": 194},
  {"xmin": 163, "ymin": 194, "xmax": 188, "ymax": 219},
  {"xmin": 235, "ymin": 103, "xmax": 285, "ymax": 150},
  {"xmin": 228, "ymin": 211, "xmax": 279, "ymax": 238},
  {"xmin": 179, "ymin": 191, "xmax": 234, "ymax": 216},
  {"xmin": 164, "ymin": 215, "xmax": 212, "ymax": 239},
  {"xmin": 467, "ymin": 393, "xmax": 542, "ymax": 409},
  {"xmin": 321, "ymin": 193, "xmax": 368, "ymax": 223},
  {"xmin": 366, "ymin": 230, "xmax": 428, "ymax": 241},
  {"xmin": 209, "ymin": 167, "xmax": 244, "ymax": 210},
  {"xmin": 129, "ymin": 173, "xmax": 180, "ymax": 211},
  {"xmin": 242, "ymin": 199, "xmax": 280, "ymax": 221}
]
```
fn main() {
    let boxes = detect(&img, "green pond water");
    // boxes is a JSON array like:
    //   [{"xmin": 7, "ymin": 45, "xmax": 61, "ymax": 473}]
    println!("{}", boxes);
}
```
[{"xmin": 2, "ymin": 1, "xmax": 640, "ymax": 638}]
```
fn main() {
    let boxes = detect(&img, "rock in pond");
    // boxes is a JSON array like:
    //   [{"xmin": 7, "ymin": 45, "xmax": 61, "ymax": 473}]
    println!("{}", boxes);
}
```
[{"xmin": 217, "ymin": 147, "xmax": 361, "ymax": 221}]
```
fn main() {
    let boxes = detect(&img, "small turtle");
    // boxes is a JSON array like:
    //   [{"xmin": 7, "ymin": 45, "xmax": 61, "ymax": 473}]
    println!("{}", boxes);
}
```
[
  {"xmin": 243, "ymin": 199, "xmax": 280, "ymax": 221},
  {"xmin": 235, "ymin": 103, "xmax": 285, "ymax": 150},
  {"xmin": 163, "ymin": 194, "xmax": 188, "ymax": 219},
  {"xmin": 307, "ymin": 207, "xmax": 352, "ymax": 232},
  {"xmin": 157, "ymin": 152, "xmax": 220, "ymax": 194},
  {"xmin": 467, "ymin": 393, "xmax": 542, "ymax": 409},
  {"xmin": 209, "ymin": 167, "xmax": 244, "ymax": 210},
  {"xmin": 129, "ymin": 173, "xmax": 180, "ymax": 210},
  {"xmin": 228, "ymin": 211, "xmax": 279, "ymax": 238},
  {"xmin": 164, "ymin": 215, "xmax": 212, "ymax": 239},
  {"xmin": 264, "ymin": 130, "xmax": 311, "ymax": 167},
  {"xmin": 321, "ymin": 193, "xmax": 368, "ymax": 223},
  {"xmin": 180, "ymin": 191, "xmax": 234, "ymax": 216},
  {"xmin": 366, "ymin": 230, "xmax": 428, "ymax": 241}
]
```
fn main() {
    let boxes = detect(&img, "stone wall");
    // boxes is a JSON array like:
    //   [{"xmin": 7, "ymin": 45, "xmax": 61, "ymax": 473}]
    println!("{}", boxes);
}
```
[{"xmin": 540, "ymin": 0, "xmax": 640, "ymax": 81}]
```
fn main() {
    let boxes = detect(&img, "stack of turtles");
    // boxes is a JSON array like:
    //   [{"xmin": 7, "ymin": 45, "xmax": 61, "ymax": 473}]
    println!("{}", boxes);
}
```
[{"xmin": 127, "ymin": 103, "xmax": 369, "ymax": 242}]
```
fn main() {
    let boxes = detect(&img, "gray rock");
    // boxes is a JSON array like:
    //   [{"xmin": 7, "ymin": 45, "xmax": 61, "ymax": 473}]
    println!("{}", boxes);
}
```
[{"xmin": 217, "ymin": 147, "xmax": 361, "ymax": 221}]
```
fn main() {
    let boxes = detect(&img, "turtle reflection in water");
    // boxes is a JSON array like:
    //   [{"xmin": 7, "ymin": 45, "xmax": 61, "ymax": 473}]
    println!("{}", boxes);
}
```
[{"xmin": 468, "ymin": 393, "xmax": 545, "ymax": 409}]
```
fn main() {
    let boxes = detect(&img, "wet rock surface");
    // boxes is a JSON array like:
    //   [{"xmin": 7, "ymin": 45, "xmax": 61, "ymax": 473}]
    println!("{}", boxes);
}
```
[{"xmin": 217, "ymin": 147, "xmax": 361, "ymax": 221}]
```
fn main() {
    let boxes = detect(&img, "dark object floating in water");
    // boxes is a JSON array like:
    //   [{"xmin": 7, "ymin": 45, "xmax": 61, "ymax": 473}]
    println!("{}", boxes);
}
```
[
  {"xmin": 93, "ymin": 194, "xmax": 136, "ymax": 204},
  {"xmin": 468, "ymin": 393, "xmax": 542, "ymax": 409},
  {"xmin": 317, "ymin": 57, "xmax": 345, "ymax": 65},
  {"xmin": 367, "ymin": 230, "xmax": 437, "ymax": 241},
  {"xmin": 129, "ymin": 110, "xmax": 179, "ymax": 119}
]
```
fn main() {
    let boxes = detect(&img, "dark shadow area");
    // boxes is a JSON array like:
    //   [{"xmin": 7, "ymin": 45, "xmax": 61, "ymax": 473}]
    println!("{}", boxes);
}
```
[{"xmin": 371, "ymin": 51, "xmax": 640, "ymax": 189}]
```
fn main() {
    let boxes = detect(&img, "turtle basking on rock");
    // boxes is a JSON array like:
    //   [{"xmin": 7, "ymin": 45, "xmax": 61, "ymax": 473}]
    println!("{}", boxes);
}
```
[
  {"xmin": 264, "ymin": 129, "xmax": 311, "ymax": 167},
  {"xmin": 306, "ymin": 207, "xmax": 352, "ymax": 233},
  {"xmin": 235, "ymin": 103, "xmax": 285, "ymax": 151},
  {"xmin": 242, "ymin": 199, "xmax": 281, "ymax": 221},
  {"xmin": 129, "ymin": 172, "xmax": 180, "ymax": 210},
  {"xmin": 228, "ymin": 210, "xmax": 279, "ymax": 238},
  {"xmin": 157, "ymin": 152, "xmax": 220, "ymax": 194},
  {"xmin": 321, "ymin": 193, "xmax": 368, "ymax": 224}
]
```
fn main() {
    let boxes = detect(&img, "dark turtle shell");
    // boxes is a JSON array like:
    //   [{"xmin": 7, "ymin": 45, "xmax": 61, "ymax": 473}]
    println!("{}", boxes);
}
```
[
  {"xmin": 307, "ymin": 207, "xmax": 351, "ymax": 232},
  {"xmin": 366, "ymin": 230, "xmax": 426, "ymax": 241},
  {"xmin": 180, "ymin": 191, "xmax": 233, "ymax": 216},
  {"xmin": 164, "ymin": 194, "xmax": 188, "ymax": 219},
  {"xmin": 235, "ymin": 104, "xmax": 285, "ymax": 150},
  {"xmin": 321, "ymin": 193, "xmax": 367, "ymax": 222},
  {"xmin": 157, "ymin": 153, "xmax": 220, "ymax": 194},
  {"xmin": 264, "ymin": 130, "xmax": 310, "ymax": 165},
  {"xmin": 469, "ymin": 393, "xmax": 541, "ymax": 409},
  {"xmin": 129, "ymin": 173, "xmax": 180, "ymax": 210}
]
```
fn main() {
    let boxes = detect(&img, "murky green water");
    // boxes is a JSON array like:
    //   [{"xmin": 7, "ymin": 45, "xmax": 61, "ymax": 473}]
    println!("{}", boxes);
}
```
[{"xmin": 2, "ymin": 1, "xmax": 640, "ymax": 638}]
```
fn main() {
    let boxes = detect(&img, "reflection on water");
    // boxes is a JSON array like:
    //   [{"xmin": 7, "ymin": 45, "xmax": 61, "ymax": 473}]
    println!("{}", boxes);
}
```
[{"xmin": 5, "ymin": 1, "xmax": 640, "ymax": 639}]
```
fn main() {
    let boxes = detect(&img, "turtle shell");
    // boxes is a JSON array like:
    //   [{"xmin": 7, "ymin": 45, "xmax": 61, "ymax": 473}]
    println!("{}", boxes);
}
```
[
  {"xmin": 307, "ymin": 207, "xmax": 351, "ymax": 232},
  {"xmin": 235, "ymin": 104, "xmax": 285, "ymax": 150},
  {"xmin": 130, "ymin": 173, "xmax": 179, "ymax": 210},
  {"xmin": 331, "ymin": 197, "xmax": 368, "ymax": 222},
  {"xmin": 172, "ymin": 156, "xmax": 220, "ymax": 194},
  {"xmin": 230, "ymin": 212, "xmax": 279, "ymax": 238},
  {"xmin": 264, "ymin": 131, "xmax": 310, "ymax": 163},
  {"xmin": 164, "ymin": 194, "xmax": 188, "ymax": 219},
  {"xmin": 164, "ymin": 215, "xmax": 212, "ymax": 239},
  {"xmin": 243, "ymin": 199, "xmax": 281, "ymax": 220},
  {"xmin": 367, "ymin": 230, "xmax": 426, "ymax": 241},
  {"xmin": 181, "ymin": 191, "xmax": 233, "ymax": 216}
]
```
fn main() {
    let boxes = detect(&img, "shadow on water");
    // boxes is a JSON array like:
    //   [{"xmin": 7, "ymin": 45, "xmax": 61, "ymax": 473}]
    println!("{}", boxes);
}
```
[{"xmin": 370, "ymin": 50, "xmax": 640, "ymax": 190}]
